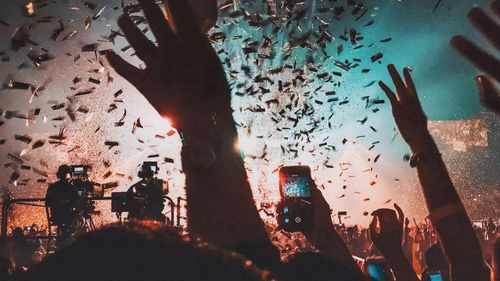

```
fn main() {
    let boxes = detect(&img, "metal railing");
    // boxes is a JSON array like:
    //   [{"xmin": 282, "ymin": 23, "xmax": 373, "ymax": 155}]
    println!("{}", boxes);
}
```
[{"xmin": 0, "ymin": 195, "xmax": 179, "ymax": 254}]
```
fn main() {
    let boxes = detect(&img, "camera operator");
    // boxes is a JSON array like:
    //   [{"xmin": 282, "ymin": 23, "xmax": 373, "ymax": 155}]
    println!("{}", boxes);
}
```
[
  {"xmin": 126, "ymin": 162, "xmax": 166, "ymax": 223},
  {"xmin": 68, "ymin": 165, "xmax": 112, "ymax": 233},
  {"xmin": 45, "ymin": 165, "xmax": 78, "ymax": 244}
]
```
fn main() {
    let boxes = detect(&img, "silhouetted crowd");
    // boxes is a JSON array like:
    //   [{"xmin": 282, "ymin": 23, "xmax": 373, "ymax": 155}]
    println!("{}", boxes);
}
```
[
  {"xmin": 1, "ymin": 218, "xmax": 498, "ymax": 280},
  {"xmin": 1, "ymin": 0, "xmax": 500, "ymax": 280}
]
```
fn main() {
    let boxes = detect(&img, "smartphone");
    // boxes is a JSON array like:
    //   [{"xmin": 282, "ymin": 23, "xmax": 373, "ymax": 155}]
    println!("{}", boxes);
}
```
[
  {"xmin": 366, "ymin": 257, "xmax": 391, "ymax": 281},
  {"xmin": 71, "ymin": 165, "xmax": 88, "ymax": 176},
  {"xmin": 423, "ymin": 271, "xmax": 443, "ymax": 281},
  {"xmin": 429, "ymin": 273, "xmax": 443, "ymax": 281},
  {"xmin": 277, "ymin": 166, "xmax": 313, "ymax": 232}
]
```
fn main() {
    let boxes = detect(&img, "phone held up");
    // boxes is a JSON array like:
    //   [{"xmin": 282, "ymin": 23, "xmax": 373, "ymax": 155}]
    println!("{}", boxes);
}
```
[
  {"xmin": 422, "ymin": 270, "xmax": 444, "ymax": 281},
  {"xmin": 365, "ymin": 256, "xmax": 393, "ymax": 281},
  {"xmin": 276, "ymin": 165, "xmax": 314, "ymax": 233}
]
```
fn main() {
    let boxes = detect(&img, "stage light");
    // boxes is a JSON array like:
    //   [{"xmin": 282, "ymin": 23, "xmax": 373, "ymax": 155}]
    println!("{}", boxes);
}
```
[
  {"xmin": 235, "ymin": 134, "xmax": 259, "ymax": 155},
  {"xmin": 163, "ymin": 116, "xmax": 173, "ymax": 129},
  {"xmin": 162, "ymin": 116, "xmax": 177, "ymax": 137}
]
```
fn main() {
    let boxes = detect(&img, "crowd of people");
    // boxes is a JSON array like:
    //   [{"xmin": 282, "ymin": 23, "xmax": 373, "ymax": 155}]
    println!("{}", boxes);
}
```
[
  {"xmin": 0, "ymin": 0, "xmax": 499, "ymax": 280},
  {"xmin": 2, "ymin": 217, "xmax": 498, "ymax": 280}
]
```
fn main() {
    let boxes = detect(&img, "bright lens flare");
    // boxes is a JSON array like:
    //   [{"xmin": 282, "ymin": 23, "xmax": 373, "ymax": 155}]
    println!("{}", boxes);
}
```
[
  {"xmin": 235, "ymin": 134, "xmax": 259, "ymax": 154},
  {"xmin": 162, "ymin": 116, "xmax": 177, "ymax": 136},
  {"xmin": 163, "ymin": 116, "xmax": 173, "ymax": 129}
]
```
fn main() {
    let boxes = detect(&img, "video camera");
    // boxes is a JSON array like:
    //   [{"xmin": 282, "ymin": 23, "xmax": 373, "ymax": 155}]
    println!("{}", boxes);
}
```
[
  {"xmin": 69, "ymin": 165, "xmax": 99, "ymax": 196},
  {"xmin": 71, "ymin": 165, "xmax": 89, "ymax": 177},
  {"xmin": 137, "ymin": 161, "xmax": 159, "ymax": 178},
  {"xmin": 112, "ymin": 162, "xmax": 160, "ymax": 214}
]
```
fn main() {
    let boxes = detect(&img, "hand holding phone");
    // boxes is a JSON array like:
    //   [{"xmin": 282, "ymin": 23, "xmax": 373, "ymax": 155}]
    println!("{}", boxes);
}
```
[
  {"xmin": 422, "ymin": 270, "xmax": 444, "ymax": 281},
  {"xmin": 277, "ymin": 166, "xmax": 314, "ymax": 232},
  {"xmin": 366, "ymin": 256, "xmax": 392, "ymax": 281}
]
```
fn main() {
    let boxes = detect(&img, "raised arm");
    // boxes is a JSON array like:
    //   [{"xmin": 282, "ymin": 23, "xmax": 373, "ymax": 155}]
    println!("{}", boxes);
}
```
[
  {"xmin": 369, "ymin": 205, "xmax": 419, "ymax": 281},
  {"xmin": 379, "ymin": 65, "xmax": 489, "ymax": 281},
  {"xmin": 451, "ymin": 1, "xmax": 500, "ymax": 114},
  {"xmin": 106, "ymin": 0, "xmax": 269, "ymax": 250},
  {"xmin": 302, "ymin": 186, "xmax": 365, "ymax": 278}
]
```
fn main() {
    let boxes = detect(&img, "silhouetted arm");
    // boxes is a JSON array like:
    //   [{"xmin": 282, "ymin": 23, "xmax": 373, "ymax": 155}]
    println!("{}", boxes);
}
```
[
  {"xmin": 107, "ymin": 0, "xmax": 269, "ymax": 251},
  {"xmin": 304, "ymin": 187, "xmax": 365, "ymax": 278},
  {"xmin": 369, "ymin": 206, "xmax": 419, "ymax": 281},
  {"xmin": 379, "ymin": 65, "xmax": 489, "ymax": 281}
]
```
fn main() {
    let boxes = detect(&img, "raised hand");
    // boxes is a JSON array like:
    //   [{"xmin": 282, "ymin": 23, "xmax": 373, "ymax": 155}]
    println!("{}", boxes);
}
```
[
  {"xmin": 370, "ymin": 205, "xmax": 420, "ymax": 281},
  {"xmin": 301, "ymin": 186, "xmax": 365, "ymax": 277},
  {"xmin": 106, "ymin": 0, "xmax": 229, "ymax": 130},
  {"xmin": 308, "ymin": 186, "xmax": 335, "ymax": 234},
  {"xmin": 369, "ymin": 204, "xmax": 405, "ymax": 254},
  {"xmin": 451, "ymin": 1, "xmax": 500, "ymax": 114},
  {"xmin": 379, "ymin": 65, "xmax": 429, "ymax": 152},
  {"xmin": 106, "ymin": 0, "xmax": 272, "ymax": 258}
]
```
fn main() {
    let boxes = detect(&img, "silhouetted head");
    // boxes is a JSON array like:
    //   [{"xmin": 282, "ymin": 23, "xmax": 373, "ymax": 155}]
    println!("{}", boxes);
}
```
[
  {"xmin": 423, "ymin": 243, "xmax": 450, "ymax": 281},
  {"xmin": 281, "ymin": 252, "xmax": 365, "ymax": 281},
  {"xmin": 18, "ymin": 224, "xmax": 273, "ymax": 281},
  {"xmin": 425, "ymin": 243, "xmax": 447, "ymax": 270},
  {"xmin": 55, "ymin": 165, "xmax": 71, "ymax": 180},
  {"xmin": 11, "ymin": 227, "xmax": 24, "ymax": 238},
  {"xmin": 0, "ymin": 255, "xmax": 12, "ymax": 276}
]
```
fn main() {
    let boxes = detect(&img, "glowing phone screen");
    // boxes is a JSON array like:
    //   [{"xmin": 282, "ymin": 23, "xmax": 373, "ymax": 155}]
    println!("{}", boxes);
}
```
[{"xmin": 282, "ymin": 174, "xmax": 311, "ymax": 197}]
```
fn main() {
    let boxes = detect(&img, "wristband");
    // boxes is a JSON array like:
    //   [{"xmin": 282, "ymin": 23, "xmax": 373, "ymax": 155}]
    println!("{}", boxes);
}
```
[{"xmin": 409, "ymin": 152, "xmax": 423, "ymax": 168}]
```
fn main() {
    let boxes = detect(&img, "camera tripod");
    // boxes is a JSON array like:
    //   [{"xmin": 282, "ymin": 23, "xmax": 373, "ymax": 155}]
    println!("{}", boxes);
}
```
[{"xmin": 73, "ymin": 215, "xmax": 96, "ymax": 232}]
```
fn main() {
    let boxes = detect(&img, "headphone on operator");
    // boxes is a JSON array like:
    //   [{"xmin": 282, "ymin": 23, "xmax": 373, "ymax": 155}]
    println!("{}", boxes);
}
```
[{"xmin": 56, "ymin": 165, "xmax": 72, "ymax": 180}]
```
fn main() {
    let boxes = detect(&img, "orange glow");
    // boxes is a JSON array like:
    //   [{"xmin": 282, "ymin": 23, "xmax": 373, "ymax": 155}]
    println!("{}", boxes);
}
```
[
  {"xmin": 162, "ymin": 116, "xmax": 173, "ymax": 129},
  {"xmin": 162, "ymin": 116, "xmax": 177, "ymax": 136}
]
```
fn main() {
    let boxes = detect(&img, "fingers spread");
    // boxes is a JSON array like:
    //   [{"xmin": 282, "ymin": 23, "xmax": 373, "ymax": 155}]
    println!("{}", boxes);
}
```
[
  {"xmin": 468, "ymin": 7, "xmax": 500, "ymax": 50},
  {"xmin": 476, "ymin": 75, "xmax": 500, "ymax": 114},
  {"xmin": 118, "ymin": 14, "xmax": 157, "ymax": 63},
  {"xmin": 451, "ymin": 36, "xmax": 500, "ymax": 82},
  {"xmin": 165, "ymin": 0, "xmax": 200, "ymax": 36},
  {"xmin": 387, "ymin": 64, "xmax": 406, "ymax": 100},
  {"xmin": 379, "ymin": 81, "xmax": 397, "ymax": 107},
  {"xmin": 138, "ymin": 0, "xmax": 174, "ymax": 45},
  {"xmin": 106, "ymin": 51, "xmax": 143, "ymax": 86}
]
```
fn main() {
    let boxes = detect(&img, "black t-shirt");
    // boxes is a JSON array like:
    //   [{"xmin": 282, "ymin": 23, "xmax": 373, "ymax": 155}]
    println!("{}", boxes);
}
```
[
  {"xmin": 45, "ymin": 180, "xmax": 78, "ymax": 224},
  {"xmin": 126, "ymin": 179, "xmax": 165, "ymax": 220}
]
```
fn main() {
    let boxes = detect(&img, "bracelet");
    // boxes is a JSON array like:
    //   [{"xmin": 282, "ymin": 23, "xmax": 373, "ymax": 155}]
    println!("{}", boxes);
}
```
[
  {"xmin": 409, "ymin": 152, "xmax": 423, "ymax": 168},
  {"xmin": 428, "ymin": 202, "xmax": 464, "ymax": 224}
]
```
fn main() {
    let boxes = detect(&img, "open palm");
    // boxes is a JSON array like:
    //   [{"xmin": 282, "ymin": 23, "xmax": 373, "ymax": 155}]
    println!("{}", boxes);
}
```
[{"xmin": 106, "ymin": 0, "xmax": 230, "ymax": 129}]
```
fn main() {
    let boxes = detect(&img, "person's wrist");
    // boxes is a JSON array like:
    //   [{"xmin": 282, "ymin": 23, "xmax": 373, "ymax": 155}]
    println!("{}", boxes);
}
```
[
  {"xmin": 408, "ymin": 132, "xmax": 436, "ymax": 156},
  {"xmin": 378, "ymin": 243, "xmax": 405, "ymax": 260},
  {"xmin": 307, "ymin": 223, "xmax": 337, "ymax": 247}
]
